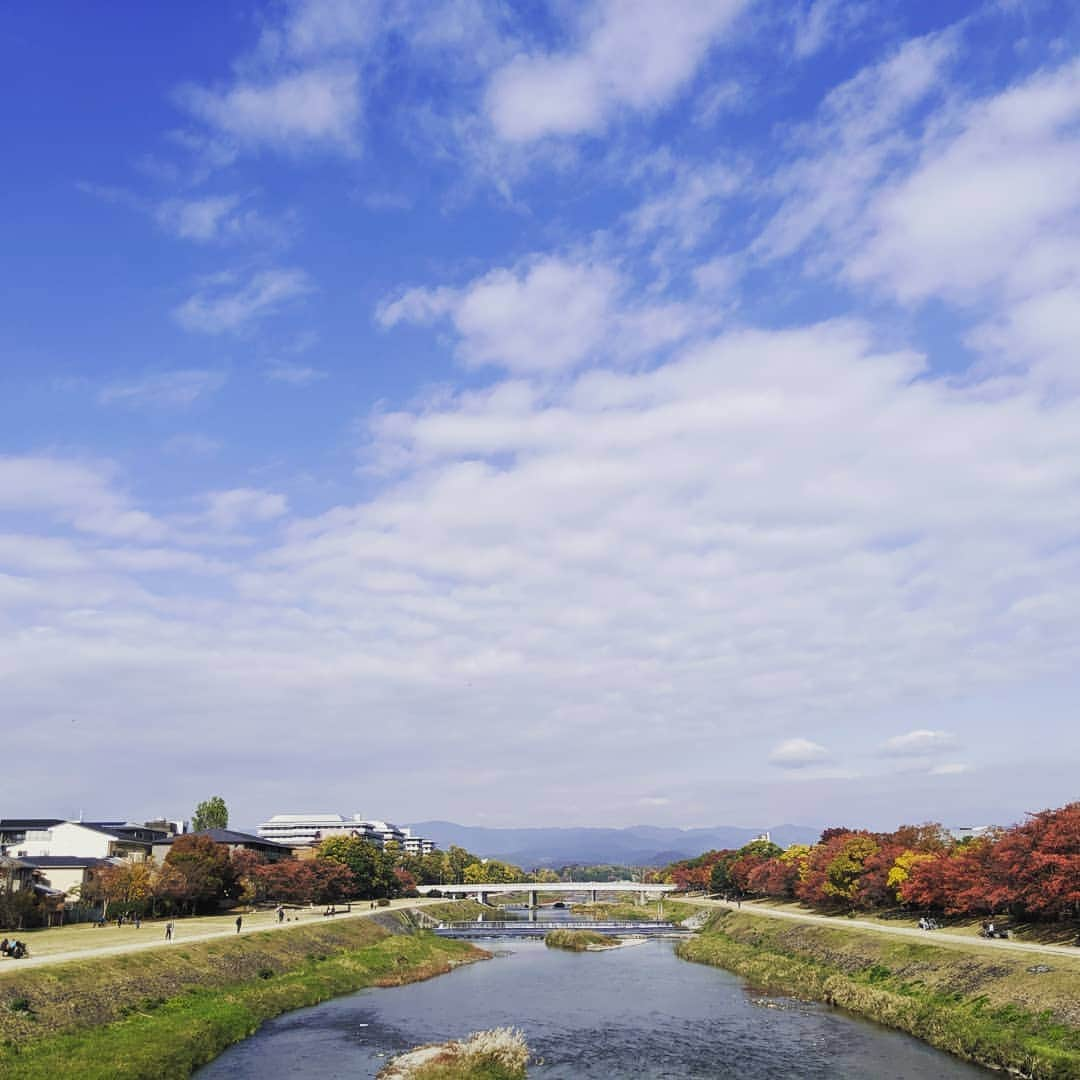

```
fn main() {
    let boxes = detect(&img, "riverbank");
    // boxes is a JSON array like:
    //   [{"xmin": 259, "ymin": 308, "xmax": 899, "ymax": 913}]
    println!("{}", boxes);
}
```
[
  {"xmin": 677, "ymin": 910, "xmax": 1080, "ymax": 1079},
  {"xmin": 569, "ymin": 899, "xmax": 697, "ymax": 923},
  {"xmin": 0, "ymin": 908, "xmax": 489, "ymax": 1080}
]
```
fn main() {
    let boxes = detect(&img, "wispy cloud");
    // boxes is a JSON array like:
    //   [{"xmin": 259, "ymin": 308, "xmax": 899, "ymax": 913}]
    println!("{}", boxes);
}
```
[
  {"xmin": 162, "ymin": 433, "xmax": 223, "ymax": 458},
  {"xmin": 929, "ymin": 762, "xmax": 972, "ymax": 776},
  {"xmin": 174, "ymin": 268, "xmax": 314, "ymax": 335},
  {"xmin": 178, "ymin": 65, "xmax": 362, "ymax": 156},
  {"xmin": 98, "ymin": 369, "xmax": 226, "ymax": 408},
  {"xmin": 484, "ymin": 0, "xmax": 746, "ymax": 142},
  {"xmin": 882, "ymin": 730, "xmax": 957, "ymax": 757},
  {"xmin": 263, "ymin": 359, "xmax": 328, "ymax": 385}
]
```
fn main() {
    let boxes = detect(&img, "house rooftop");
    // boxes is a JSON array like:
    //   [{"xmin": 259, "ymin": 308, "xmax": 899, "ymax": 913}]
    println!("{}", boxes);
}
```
[
  {"xmin": 158, "ymin": 828, "xmax": 290, "ymax": 849},
  {"xmin": 19, "ymin": 855, "xmax": 121, "ymax": 868}
]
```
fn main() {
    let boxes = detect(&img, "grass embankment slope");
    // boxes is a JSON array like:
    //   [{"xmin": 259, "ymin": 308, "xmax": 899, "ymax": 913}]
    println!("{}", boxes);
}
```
[
  {"xmin": 678, "ymin": 910, "xmax": 1080, "ymax": 1079},
  {"xmin": 569, "ymin": 899, "xmax": 697, "ymax": 922},
  {"xmin": 0, "ymin": 907, "xmax": 489, "ymax": 1080}
]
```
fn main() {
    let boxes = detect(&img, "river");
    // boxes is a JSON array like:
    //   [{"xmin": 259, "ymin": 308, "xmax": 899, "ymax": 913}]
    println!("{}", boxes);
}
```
[{"xmin": 198, "ymin": 914, "xmax": 990, "ymax": 1078}]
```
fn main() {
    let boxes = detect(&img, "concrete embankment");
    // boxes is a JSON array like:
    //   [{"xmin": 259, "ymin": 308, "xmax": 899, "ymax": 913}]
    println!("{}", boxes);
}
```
[
  {"xmin": 0, "ymin": 906, "xmax": 489, "ymax": 1080},
  {"xmin": 677, "ymin": 910, "xmax": 1080, "ymax": 1080}
]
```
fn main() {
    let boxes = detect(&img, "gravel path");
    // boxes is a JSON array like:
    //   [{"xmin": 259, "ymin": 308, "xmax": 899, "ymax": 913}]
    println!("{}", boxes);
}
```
[
  {"xmin": 0, "ymin": 898, "xmax": 442, "ymax": 974},
  {"xmin": 685, "ymin": 898, "xmax": 1080, "ymax": 960}
]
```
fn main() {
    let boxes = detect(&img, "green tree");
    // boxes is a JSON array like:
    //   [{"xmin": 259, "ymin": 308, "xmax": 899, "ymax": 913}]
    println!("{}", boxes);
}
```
[
  {"xmin": 319, "ymin": 836, "xmax": 400, "ymax": 898},
  {"xmin": 446, "ymin": 845, "xmax": 473, "ymax": 883},
  {"xmin": 192, "ymin": 795, "xmax": 229, "ymax": 831}
]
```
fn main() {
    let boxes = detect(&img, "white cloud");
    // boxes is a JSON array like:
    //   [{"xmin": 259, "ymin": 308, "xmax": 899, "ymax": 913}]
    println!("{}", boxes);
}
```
[
  {"xmin": 847, "ymin": 59, "xmax": 1080, "ymax": 304},
  {"xmin": 174, "ymin": 268, "xmax": 314, "ymax": 335},
  {"xmin": 882, "ymin": 729, "xmax": 956, "ymax": 757},
  {"xmin": 98, "ymin": 369, "xmax": 226, "ymax": 408},
  {"xmin": 6, "ymin": 310, "xmax": 1080, "ymax": 821},
  {"xmin": 929, "ymin": 762, "xmax": 972, "ymax": 776},
  {"xmin": 378, "ymin": 256, "xmax": 695, "ymax": 373},
  {"xmin": 273, "ymin": 0, "xmax": 378, "ymax": 58},
  {"xmin": 485, "ymin": 0, "xmax": 746, "ymax": 142},
  {"xmin": 769, "ymin": 738, "xmax": 829, "ymax": 768},
  {"xmin": 203, "ymin": 488, "xmax": 288, "ymax": 530},
  {"xmin": 179, "ymin": 65, "xmax": 362, "ymax": 154},
  {"xmin": 754, "ymin": 30, "xmax": 957, "ymax": 264},
  {"xmin": 263, "ymin": 359, "xmax": 328, "ymax": 385},
  {"xmin": 638, "ymin": 796, "xmax": 671, "ymax": 806},
  {"xmin": 154, "ymin": 195, "xmax": 243, "ymax": 242},
  {"xmin": 627, "ymin": 162, "xmax": 741, "ymax": 250},
  {"xmin": 0, "ymin": 456, "xmax": 164, "ymax": 541}
]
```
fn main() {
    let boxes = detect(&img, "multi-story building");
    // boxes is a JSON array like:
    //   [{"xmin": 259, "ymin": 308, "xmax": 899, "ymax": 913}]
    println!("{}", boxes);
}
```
[
  {"xmin": 255, "ymin": 813, "xmax": 435, "ymax": 854},
  {"xmin": 401, "ymin": 829, "xmax": 436, "ymax": 856},
  {"xmin": 0, "ymin": 820, "xmax": 168, "ymax": 861}
]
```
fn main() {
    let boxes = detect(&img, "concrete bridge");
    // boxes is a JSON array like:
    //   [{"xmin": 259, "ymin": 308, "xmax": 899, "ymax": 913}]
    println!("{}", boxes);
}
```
[{"xmin": 416, "ymin": 880, "xmax": 676, "ymax": 908}]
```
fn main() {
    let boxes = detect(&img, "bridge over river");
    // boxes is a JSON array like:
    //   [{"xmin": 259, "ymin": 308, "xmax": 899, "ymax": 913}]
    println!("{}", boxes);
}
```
[
  {"xmin": 433, "ymin": 920, "xmax": 691, "ymax": 939},
  {"xmin": 416, "ymin": 880, "xmax": 676, "ymax": 907}
]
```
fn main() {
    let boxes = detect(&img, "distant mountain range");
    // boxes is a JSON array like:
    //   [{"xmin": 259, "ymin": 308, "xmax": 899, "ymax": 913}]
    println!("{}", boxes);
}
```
[{"xmin": 405, "ymin": 821, "xmax": 820, "ymax": 868}]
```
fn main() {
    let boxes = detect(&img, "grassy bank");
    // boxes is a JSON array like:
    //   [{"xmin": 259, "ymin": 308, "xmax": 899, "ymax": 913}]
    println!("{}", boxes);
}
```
[
  {"xmin": 0, "ymin": 913, "xmax": 486, "ymax": 1080},
  {"xmin": 402, "ymin": 899, "xmax": 507, "ymax": 924},
  {"xmin": 677, "ymin": 911, "xmax": 1080, "ymax": 1079},
  {"xmin": 569, "ymin": 899, "xmax": 697, "ymax": 923},
  {"xmin": 544, "ymin": 929, "xmax": 621, "ymax": 951}
]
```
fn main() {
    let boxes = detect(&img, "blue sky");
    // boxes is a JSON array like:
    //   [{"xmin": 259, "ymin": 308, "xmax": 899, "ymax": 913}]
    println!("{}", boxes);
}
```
[{"xmin": 2, "ymin": 0, "xmax": 1079, "ymax": 831}]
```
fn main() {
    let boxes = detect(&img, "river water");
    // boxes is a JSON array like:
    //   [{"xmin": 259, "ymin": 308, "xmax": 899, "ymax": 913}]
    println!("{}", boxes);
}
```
[{"xmin": 198, "ymin": 917, "xmax": 989, "ymax": 1079}]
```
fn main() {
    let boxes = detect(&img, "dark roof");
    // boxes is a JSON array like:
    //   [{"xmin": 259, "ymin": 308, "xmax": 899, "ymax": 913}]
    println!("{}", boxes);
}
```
[
  {"xmin": 86, "ymin": 822, "xmax": 169, "ymax": 840},
  {"xmin": 157, "ymin": 828, "xmax": 289, "ymax": 850},
  {"xmin": 0, "ymin": 819, "xmax": 64, "ymax": 830},
  {"xmin": 19, "ymin": 856, "xmax": 119, "ymax": 868}
]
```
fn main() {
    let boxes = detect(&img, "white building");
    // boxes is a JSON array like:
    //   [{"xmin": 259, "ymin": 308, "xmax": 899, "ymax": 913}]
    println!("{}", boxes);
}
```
[
  {"xmin": 256, "ymin": 813, "xmax": 435, "ymax": 853},
  {"xmin": 7, "ymin": 821, "xmax": 163, "ymax": 861}
]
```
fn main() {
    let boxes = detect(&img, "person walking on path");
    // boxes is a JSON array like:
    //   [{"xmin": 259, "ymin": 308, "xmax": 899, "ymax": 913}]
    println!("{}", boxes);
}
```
[
  {"xmin": 277, "ymin": 905, "xmax": 285, "ymax": 924},
  {"xmin": 164, "ymin": 921, "xmax": 174, "ymax": 941},
  {"xmin": 235, "ymin": 915, "xmax": 243, "ymax": 934}
]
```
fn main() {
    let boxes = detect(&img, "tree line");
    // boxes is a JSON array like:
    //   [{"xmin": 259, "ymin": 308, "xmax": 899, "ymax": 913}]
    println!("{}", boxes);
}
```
[
  {"xmin": 652, "ymin": 801, "xmax": 1079, "ymax": 921},
  {"xmin": 74, "ymin": 837, "xmax": 544, "ymax": 918}
]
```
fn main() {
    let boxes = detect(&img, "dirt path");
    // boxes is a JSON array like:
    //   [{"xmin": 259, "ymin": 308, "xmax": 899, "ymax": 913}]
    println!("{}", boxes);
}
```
[
  {"xmin": 684, "ymin": 897, "xmax": 1080, "ymax": 960},
  {"xmin": 0, "ymin": 898, "xmax": 443, "ymax": 974}
]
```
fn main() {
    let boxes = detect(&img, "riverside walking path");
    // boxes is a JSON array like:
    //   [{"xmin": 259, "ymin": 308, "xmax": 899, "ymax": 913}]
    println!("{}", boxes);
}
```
[
  {"xmin": 682, "ymin": 896, "xmax": 1080, "ymax": 961},
  {"xmin": 0, "ymin": 898, "xmax": 447, "ymax": 974}
]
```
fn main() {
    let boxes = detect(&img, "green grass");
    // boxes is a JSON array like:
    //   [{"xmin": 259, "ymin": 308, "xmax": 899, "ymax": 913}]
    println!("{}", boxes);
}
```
[
  {"xmin": 544, "ymin": 929, "xmax": 621, "ymax": 951},
  {"xmin": 568, "ymin": 899, "xmax": 696, "ymax": 923},
  {"xmin": 677, "ymin": 911, "xmax": 1080, "ymax": 1080},
  {"xmin": 0, "ymin": 919, "xmax": 485, "ymax": 1079}
]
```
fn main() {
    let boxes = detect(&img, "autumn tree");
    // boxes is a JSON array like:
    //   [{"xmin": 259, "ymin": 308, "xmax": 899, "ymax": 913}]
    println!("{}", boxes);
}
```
[
  {"xmin": 164, "ymin": 834, "xmax": 235, "ymax": 912},
  {"xmin": 192, "ymin": 796, "xmax": 229, "ymax": 832}
]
